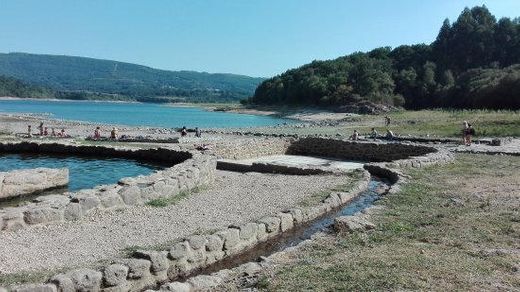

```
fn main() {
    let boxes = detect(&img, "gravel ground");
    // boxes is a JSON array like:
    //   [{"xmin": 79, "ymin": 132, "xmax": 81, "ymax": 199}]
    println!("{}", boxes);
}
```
[{"xmin": 0, "ymin": 170, "xmax": 349, "ymax": 275}]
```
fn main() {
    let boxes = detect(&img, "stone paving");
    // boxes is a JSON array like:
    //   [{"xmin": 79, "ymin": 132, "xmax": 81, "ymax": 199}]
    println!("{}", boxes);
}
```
[{"xmin": 222, "ymin": 155, "xmax": 364, "ymax": 172}]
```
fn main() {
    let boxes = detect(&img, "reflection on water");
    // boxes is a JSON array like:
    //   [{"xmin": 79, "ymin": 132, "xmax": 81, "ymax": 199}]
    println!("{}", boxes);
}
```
[{"xmin": 0, "ymin": 153, "xmax": 162, "ymax": 192}]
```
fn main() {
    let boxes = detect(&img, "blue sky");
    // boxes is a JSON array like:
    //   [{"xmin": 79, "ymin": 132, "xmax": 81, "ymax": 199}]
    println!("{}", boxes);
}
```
[{"xmin": 0, "ymin": 1, "xmax": 519, "ymax": 77}]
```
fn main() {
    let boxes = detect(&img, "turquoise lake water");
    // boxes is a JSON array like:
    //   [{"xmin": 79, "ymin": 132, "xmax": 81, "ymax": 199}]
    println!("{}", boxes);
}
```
[
  {"xmin": 0, "ymin": 99, "xmax": 291, "ymax": 128},
  {"xmin": 0, "ymin": 153, "xmax": 161, "ymax": 192}
]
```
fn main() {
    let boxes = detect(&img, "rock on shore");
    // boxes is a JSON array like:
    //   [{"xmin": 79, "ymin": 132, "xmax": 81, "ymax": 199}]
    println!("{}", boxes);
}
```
[{"xmin": 0, "ymin": 168, "xmax": 69, "ymax": 199}]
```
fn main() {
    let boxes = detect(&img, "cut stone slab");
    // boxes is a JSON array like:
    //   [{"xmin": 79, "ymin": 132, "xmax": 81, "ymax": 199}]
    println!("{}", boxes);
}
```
[
  {"xmin": 0, "ymin": 168, "xmax": 68, "ymax": 199},
  {"xmin": 334, "ymin": 214, "xmax": 376, "ymax": 233}
]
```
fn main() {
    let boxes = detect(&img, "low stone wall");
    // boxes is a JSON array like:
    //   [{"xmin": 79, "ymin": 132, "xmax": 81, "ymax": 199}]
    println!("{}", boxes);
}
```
[
  {"xmin": 217, "ymin": 160, "xmax": 349, "ymax": 175},
  {"xmin": 287, "ymin": 137, "xmax": 437, "ymax": 162},
  {"xmin": 213, "ymin": 137, "xmax": 292, "ymax": 160},
  {"xmin": 0, "ymin": 168, "xmax": 68, "ymax": 200},
  {"xmin": 0, "ymin": 142, "xmax": 217, "ymax": 232}
]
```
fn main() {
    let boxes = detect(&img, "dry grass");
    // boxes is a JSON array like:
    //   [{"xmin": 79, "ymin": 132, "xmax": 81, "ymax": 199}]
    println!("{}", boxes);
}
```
[
  {"xmin": 246, "ymin": 109, "xmax": 520, "ymax": 138},
  {"xmin": 261, "ymin": 154, "xmax": 520, "ymax": 291}
]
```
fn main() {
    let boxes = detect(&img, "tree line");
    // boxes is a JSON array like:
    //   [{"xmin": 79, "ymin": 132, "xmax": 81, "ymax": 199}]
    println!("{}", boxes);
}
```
[{"xmin": 249, "ymin": 6, "xmax": 520, "ymax": 110}]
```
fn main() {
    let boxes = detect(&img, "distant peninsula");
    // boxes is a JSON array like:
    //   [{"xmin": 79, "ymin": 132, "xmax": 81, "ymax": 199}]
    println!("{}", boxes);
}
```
[{"xmin": 0, "ymin": 52, "xmax": 264, "ymax": 103}]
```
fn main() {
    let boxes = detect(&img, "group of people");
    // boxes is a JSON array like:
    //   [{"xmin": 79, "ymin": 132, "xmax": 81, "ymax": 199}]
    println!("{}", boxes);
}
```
[
  {"xmin": 348, "ymin": 117, "xmax": 476, "ymax": 146},
  {"xmin": 180, "ymin": 126, "xmax": 202, "ymax": 138},
  {"xmin": 91, "ymin": 127, "xmax": 119, "ymax": 140},
  {"xmin": 349, "ymin": 128, "xmax": 394, "ymax": 141},
  {"xmin": 27, "ymin": 122, "xmax": 67, "ymax": 138}
]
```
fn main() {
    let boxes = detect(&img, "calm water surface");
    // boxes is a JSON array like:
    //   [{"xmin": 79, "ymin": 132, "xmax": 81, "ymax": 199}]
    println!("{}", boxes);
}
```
[
  {"xmin": 0, "ymin": 153, "xmax": 161, "ymax": 191},
  {"xmin": 0, "ymin": 99, "xmax": 292, "ymax": 128}
]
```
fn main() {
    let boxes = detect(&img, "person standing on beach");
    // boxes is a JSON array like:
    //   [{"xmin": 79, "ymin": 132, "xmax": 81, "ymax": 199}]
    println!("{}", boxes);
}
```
[
  {"xmin": 384, "ymin": 116, "xmax": 391, "ymax": 126},
  {"xmin": 195, "ymin": 127, "xmax": 201, "ymax": 138},
  {"xmin": 462, "ymin": 122, "xmax": 475, "ymax": 146},
  {"xmin": 94, "ymin": 127, "xmax": 101, "ymax": 139},
  {"xmin": 27, "ymin": 125, "xmax": 32, "ymax": 137},
  {"xmin": 110, "ymin": 127, "xmax": 118, "ymax": 140},
  {"xmin": 38, "ymin": 122, "xmax": 44, "ymax": 136}
]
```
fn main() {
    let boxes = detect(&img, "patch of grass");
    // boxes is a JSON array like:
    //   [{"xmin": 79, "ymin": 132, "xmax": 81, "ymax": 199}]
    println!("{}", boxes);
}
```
[
  {"xmin": 0, "ymin": 268, "xmax": 67, "ymax": 286},
  {"xmin": 145, "ymin": 186, "xmax": 205, "ymax": 208},
  {"xmin": 265, "ymin": 154, "xmax": 520, "ymax": 291},
  {"xmin": 246, "ymin": 109, "xmax": 520, "ymax": 138}
]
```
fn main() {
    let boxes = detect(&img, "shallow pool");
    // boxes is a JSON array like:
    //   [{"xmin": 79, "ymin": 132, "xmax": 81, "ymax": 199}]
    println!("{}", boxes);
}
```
[{"xmin": 0, "ymin": 153, "xmax": 162, "ymax": 192}]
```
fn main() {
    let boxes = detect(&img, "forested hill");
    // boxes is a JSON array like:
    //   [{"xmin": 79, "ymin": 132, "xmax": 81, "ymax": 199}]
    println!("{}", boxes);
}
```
[
  {"xmin": 250, "ymin": 6, "xmax": 520, "ymax": 109},
  {"xmin": 0, "ymin": 53, "xmax": 264, "ymax": 102}
]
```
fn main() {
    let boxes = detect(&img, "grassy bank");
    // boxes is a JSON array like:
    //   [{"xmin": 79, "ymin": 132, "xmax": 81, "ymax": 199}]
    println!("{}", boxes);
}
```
[
  {"xmin": 261, "ymin": 154, "xmax": 520, "ymax": 291},
  {"xmin": 243, "ymin": 109, "xmax": 520, "ymax": 138}
]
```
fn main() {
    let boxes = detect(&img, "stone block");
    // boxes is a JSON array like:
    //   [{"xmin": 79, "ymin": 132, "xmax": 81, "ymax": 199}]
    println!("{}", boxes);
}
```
[
  {"xmin": 237, "ymin": 262, "xmax": 262, "ymax": 276},
  {"xmin": 99, "ymin": 193, "xmax": 125, "ymax": 209},
  {"xmin": 287, "ymin": 208, "xmax": 304, "ymax": 223},
  {"xmin": 323, "ymin": 194, "xmax": 341, "ymax": 208},
  {"xmin": 72, "ymin": 192, "xmax": 101, "ymax": 213},
  {"xmin": 334, "ymin": 215, "xmax": 375, "ymax": 233},
  {"xmin": 12, "ymin": 284, "xmax": 57, "ymax": 292},
  {"xmin": 134, "ymin": 250, "xmax": 169, "ymax": 273},
  {"xmin": 338, "ymin": 191, "xmax": 355, "ymax": 204},
  {"xmin": 205, "ymin": 234, "xmax": 223, "ymax": 252},
  {"xmin": 256, "ymin": 223, "xmax": 268, "ymax": 241},
  {"xmin": 205, "ymin": 250, "xmax": 225, "ymax": 265},
  {"xmin": 238, "ymin": 223, "xmax": 257, "ymax": 240},
  {"xmin": 169, "ymin": 242, "xmax": 190, "ymax": 260},
  {"xmin": 257, "ymin": 217, "xmax": 280, "ymax": 234},
  {"xmin": 2, "ymin": 210, "xmax": 26, "ymax": 231},
  {"xmin": 278, "ymin": 213, "xmax": 294, "ymax": 232},
  {"xmin": 103, "ymin": 264, "xmax": 128, "ymax": 287},
  {"xmin": 187, "ymin": 235, "xmax": 207, "ymax": 250},
  {"xmin": 49, "ymin": 273, "xmax": 74, "ymax": 292},
  {"xmin": 67, "ymin": 268, "xmax": 103, "ymax": 292},
  {"xmin": 118, "ymin": 259, "xmax": 151, "ymax": 279},
  {"xmin": 118, "ymin": 186, "xmax": 142, "ymax": 206},
  {"xmin": 216, "ymin": 228, "xmax": 240, "ymax": 251},
  {"xmin": 23, "ymin": 206, "xmax": 63, "ymax": 225},
  {"xmin": 63, "ymin": 203, "xmax": 83, "ymax": 221}
]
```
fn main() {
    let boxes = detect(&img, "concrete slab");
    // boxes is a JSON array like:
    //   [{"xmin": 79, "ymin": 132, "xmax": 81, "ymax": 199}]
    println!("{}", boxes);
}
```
[{"xmin": 221, "ymin": 155, "xmax": 364, "ymax": 172}]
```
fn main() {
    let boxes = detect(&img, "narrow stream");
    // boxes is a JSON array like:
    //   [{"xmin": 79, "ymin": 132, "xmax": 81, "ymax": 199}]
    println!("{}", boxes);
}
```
[{"xmin": 176, "ymin": 177, "xmax": 390, "ymax": 281}]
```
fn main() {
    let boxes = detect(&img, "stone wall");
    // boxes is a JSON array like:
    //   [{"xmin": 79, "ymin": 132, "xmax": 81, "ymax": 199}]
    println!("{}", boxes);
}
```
[
  {"xmin": 0, "ymin": 168, "xmax": 68, "ymax": 199},
  {"xmin": 213, "ymin": 137, "xmax": 292, "ymax": 160},
  {"xmin": 287, "ymin": 137, "xmax": 437, "ymax": 162},
  {"xmin": 0, "ymin": 142, "xmax": 216, "ymax": 232}
]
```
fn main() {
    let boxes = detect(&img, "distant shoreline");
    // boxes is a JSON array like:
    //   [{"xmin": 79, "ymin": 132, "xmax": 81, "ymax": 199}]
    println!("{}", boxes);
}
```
[
  {"xmin": 0, "ymin": 97, "xmax": 350, "ymax": 123},
  {"xmin": 0, "ymin": 96, "xmax": 142, "ymax": 104}
]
